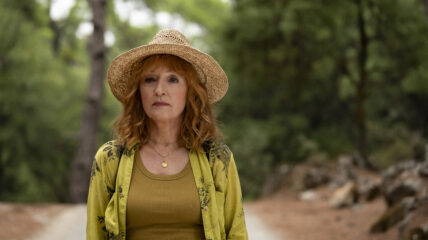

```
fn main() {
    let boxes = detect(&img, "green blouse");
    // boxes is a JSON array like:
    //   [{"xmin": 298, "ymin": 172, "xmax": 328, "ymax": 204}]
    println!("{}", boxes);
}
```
[{"xmin": 86, "ymin": 140, "xmax": 248, "ymax": 240}]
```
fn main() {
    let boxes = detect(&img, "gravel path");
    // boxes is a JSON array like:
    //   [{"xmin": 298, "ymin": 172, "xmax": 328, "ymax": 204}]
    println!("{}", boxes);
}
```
[
  {"xmin": 27, "ymin": 204, "xmax": 284, "ymax": 240},
  {"xmin": 28, "ymin": 204, "xmax": 86, "ymax": 240},
  {"xmin": 244, "ymin": 207, "xmax": 285, "ymax": 240}
]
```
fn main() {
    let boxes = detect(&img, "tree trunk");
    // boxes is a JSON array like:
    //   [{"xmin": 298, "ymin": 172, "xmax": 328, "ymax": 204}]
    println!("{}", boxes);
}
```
[
  {"xmin": 424, "ymin": 0, "xmax": 428, "ymax": 20},
  {"xmin": 69, "ymin": 0, "xmax": 107, "ymax": 203},
  {"xmin": 355, "ymin": 0, "xmax": 374, "ymax": 170},
  {"xmin": 47, "ymin": 0, "xmax": 61, "ymax": 55}
]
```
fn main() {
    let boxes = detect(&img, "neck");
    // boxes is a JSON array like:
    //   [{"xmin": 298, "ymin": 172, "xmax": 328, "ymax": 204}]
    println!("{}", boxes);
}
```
[{"xmin": 148, "ymin": 118, "xmax": 182, "ymax": 146}]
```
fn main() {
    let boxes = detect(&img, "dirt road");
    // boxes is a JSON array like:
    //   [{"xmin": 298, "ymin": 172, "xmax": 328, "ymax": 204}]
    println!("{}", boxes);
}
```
[
  {"xmin": 245, "ymin": 207, "xmax": 286, "ymax": 240},
  {"xmin": 2, "ymin": 189, "xmax": 396, "ymax": 240},
  {"xmin": 28, "ymin": 204, "xmax": 86, "ymax": 240},
  {"xmin": 27, "ymin": 204, "xmax": 284, "ymax": 240}
]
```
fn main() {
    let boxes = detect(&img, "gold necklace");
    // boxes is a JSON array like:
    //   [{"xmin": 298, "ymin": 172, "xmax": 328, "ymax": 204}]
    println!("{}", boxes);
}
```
[{"xmin": 148, "ymin": 140, "xmax": 177, "ymax": 168}]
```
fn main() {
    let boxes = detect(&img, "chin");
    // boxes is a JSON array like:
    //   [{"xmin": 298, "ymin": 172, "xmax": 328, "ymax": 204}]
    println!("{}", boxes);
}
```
[{"xmin": 149, "ymin": 114, "xmax": 182, "ymax": 123}]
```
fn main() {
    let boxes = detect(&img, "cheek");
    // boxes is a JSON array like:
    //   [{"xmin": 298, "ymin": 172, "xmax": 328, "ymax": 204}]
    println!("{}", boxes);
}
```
[
  {"xmin": 169, "ymin": 89, "xmax": 187, "ymax": 115},
  {"xmin": 140, "ymin": 84, "xmax": 153, "ymax": 99},
  {"xmin": 178, "ymin": 88, "xmax": 188, "ymax": 108},
  {"xmin": 139, "ymin": 87, "xmax": 151, "ymax": 109}
]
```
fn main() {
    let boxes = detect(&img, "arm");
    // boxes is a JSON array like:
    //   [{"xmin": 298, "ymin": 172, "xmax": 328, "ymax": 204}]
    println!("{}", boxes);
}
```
[
  {"xmin": 224, "ymin": 153, "xmax": 248, "ymax": 240},
  {"xmin": 86, "ymin": 146, "xmax": 112, "ymax": 239}
]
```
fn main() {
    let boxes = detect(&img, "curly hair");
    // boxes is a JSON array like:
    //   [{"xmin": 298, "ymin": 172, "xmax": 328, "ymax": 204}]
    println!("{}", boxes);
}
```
[{"xmin": 113, "ymin": 54, "xmax": 220, "ymax": 151}]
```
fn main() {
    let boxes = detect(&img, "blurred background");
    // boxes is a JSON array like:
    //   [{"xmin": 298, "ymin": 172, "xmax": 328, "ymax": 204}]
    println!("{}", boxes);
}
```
[{"xmin": 1, "ymin": 0, "xmax": 428, "ymax": 239}]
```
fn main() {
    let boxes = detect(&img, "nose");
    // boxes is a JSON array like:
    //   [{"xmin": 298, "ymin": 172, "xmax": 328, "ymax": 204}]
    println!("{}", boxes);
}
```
[{"xmin": 154, "ymin": 79, "xmax": 166, "ymax": 96}]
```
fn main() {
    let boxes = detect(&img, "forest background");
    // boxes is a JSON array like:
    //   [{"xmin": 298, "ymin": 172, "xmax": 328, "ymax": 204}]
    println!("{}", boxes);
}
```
[{"xmin": 1, "ymin": 0, "xmax": 427, "ymax": 203}]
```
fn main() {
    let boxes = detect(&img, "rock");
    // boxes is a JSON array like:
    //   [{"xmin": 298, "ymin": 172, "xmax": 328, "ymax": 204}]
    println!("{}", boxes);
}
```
[
  {"xmin": 385, "ymin": 179, "xmax": 421, "ymax": 206},
  {"xmin": 357, "ymin": 177, "xmax": 382, "ymax": 201},
  {"xmin": 418, "ymin": 161, "xmax": 428, "ymax": 178},
  {"xmin": 370, "ymin": 160, "xmax": 428, "ymax": 235},
  {"xmin": 366, "ymin": 183, "xmax": 382, "ymax": 201},
  {"xmin": 382, "ymin": 160, "xmax": 417, "ymax": 184},
  {"xmin": 398, "ymin": 200, "xmax": 428, "ymax": 240},
  {"xmin": 338, "ymin": 155, "xmax": 355, "ymax": 176},
  {"xmin": 300, "ymin": 190, "xmax": 318, "ymax": 201},
  {"xmin": 381, "ymin": 160, "xmax": 428, "ymax": 207},
  {"xmin": 370, "ymin": 203, "xmax": 405, "ymax": 233},
  {"xmin": 330, "ymin": 155, "xmax": 356, "ymax": 188},
  {"xmin": 329, "ymin": 181, "xmax": 358, "ymax": 209},
  {"xmin": 405, "ymin": 222, "xmax": 428, "ymax": 240},
  {"xmin": 401, "ymin": 197, "xmax": 419, "ymax": 212},
  {"xmin": 302, "ymin": 167, "xmax": 330, "ymax": 190}
]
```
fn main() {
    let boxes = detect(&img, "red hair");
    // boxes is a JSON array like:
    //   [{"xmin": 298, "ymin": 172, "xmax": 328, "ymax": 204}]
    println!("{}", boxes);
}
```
[{"xmin": 113, "ymin": 54, "xmax": 220, "ymax": 150}]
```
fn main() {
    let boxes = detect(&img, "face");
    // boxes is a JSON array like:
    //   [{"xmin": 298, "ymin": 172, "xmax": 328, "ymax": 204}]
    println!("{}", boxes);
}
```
[{"xmin": 139, "ymin": 62, "xmax": 188, "ymax": 124}]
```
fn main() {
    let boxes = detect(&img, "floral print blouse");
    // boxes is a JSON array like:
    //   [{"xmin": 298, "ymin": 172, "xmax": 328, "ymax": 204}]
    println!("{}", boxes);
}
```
[{"xmin": 86, "ymin": 140, "xmax": 248, "ymax": 240}]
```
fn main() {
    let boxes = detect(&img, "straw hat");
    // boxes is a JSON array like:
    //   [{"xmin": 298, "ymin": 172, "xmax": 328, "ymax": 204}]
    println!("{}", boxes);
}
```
[{"xmin": 107, "ymin": 29, "xmax": 228, "ymax": 104}]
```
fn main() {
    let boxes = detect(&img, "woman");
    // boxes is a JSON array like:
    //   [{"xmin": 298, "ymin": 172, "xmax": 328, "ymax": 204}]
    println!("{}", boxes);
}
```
[{"xmin": 87, "ymin": 29, "xmax": 248, "ymax": 240}]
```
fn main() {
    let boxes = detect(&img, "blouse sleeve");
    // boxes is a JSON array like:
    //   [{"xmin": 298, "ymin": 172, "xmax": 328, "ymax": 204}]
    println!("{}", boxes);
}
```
[
  {"xmin": 86, "ymin": 145, "xmax": 112, "ymax": 240},
  {"xmin": 224, "ymin": 153, "xmax": 248, "ymax": 240}
]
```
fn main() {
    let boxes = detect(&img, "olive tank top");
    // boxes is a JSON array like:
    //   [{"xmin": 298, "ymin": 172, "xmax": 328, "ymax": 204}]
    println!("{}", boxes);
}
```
[{"xmin": 126, "ymin": 150, "xmax": 204, "ymax": 240}]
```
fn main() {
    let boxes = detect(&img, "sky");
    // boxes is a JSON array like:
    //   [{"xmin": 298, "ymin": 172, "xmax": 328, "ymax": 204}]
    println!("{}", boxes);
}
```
[{"xmin": 49, "ymin": 0, "xmax": 203, "ymax": 46}]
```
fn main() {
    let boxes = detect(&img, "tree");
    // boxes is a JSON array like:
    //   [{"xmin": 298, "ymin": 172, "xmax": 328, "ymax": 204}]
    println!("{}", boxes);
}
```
[
  {"xmin": 0, "ymin": 0, "xmax": 89, "ymax": 202},
  {"xmin": 69, "ymin": 0, "xmax": 107, "ymax": 203},
  {"xmin": 353, "ymin": 0, "xmax": 372, "ymax": 169},
  {"xmin": 219, "ymin": 0, "xmax": 428, "ymax": 196},
  {"xmin": 425, "ymin": 0, "xmax": 428, "ymax": 20}
]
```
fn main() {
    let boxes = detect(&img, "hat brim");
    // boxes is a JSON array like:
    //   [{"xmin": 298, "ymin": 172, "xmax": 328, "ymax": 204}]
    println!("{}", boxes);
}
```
[{"xmin": 107, "ymin": 43, "xmax": 228, "ymax": 104}]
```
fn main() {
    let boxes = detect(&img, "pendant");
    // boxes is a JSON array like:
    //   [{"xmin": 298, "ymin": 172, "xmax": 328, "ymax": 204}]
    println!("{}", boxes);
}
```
[{"xmin": 161, "ymin": 161, "xmax": 168, "ymax": 168}]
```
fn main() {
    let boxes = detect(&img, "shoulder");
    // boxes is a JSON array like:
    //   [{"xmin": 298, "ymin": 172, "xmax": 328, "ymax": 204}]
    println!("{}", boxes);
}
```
[
  {"xmin": 205, "ymin": 141, "xmax": 233, "ymax": 172},
  {"xmin": 94, "ymin": 140, "xmax": 133, "ymax": 173},
  {"xmin": 95, "ymin": 140, "xmax": 126, "ymax": 161},
  {"xmin": 92, "ymin": 140, "xmax": 128, "ymax": 185}
]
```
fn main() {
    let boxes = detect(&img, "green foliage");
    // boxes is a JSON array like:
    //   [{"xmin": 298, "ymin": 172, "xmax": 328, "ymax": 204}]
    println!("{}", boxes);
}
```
[
  {"xmin": 218, "ymin": 0, "xmax": 428, "ymax": 198},
  {"xmin": 2, "ymin": 0, "xmax": 428, "ymax": 202},
  {"xmin": 370, "ymin": 123, "xmax": 427, "ymax": 168},
  {"xmin": 0, "ymin": 0, "xmax": 88, "ymax": 202},
  {"xmin": 143, "ymin": 0, "xmax": 229, "ymax": 31},
  {"xmin": 107, "ymin": 2, "xmax": 159, "ymax": 56},
  {"xmin": 222, "ymin": 118, "xmax": 274, "ymax": 199}
]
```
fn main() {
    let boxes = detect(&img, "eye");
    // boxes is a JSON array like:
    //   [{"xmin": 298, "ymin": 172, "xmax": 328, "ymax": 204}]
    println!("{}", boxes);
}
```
[
  {"xmin": 143, "ymin": 77, "xmax": 156, "ymax": 83},
  {"xmin": 169, "ymin": 76, "xmax": 179, "ymax": 83}
]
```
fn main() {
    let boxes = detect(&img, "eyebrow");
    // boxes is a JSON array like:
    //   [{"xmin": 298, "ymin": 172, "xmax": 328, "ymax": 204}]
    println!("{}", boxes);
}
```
[
  {"xmin": 144, "ymin": 71, "xmax": 180, "ymax": 77},
  {"xmin": 146, "ymin": 67, "xmax": 174, "ymax": 73}
]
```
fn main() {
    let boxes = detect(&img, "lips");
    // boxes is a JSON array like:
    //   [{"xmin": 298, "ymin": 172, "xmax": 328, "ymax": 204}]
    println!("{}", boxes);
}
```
[{"xmin": 153, "ymin": 101, "xmax": 169, "ymax": 106}]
